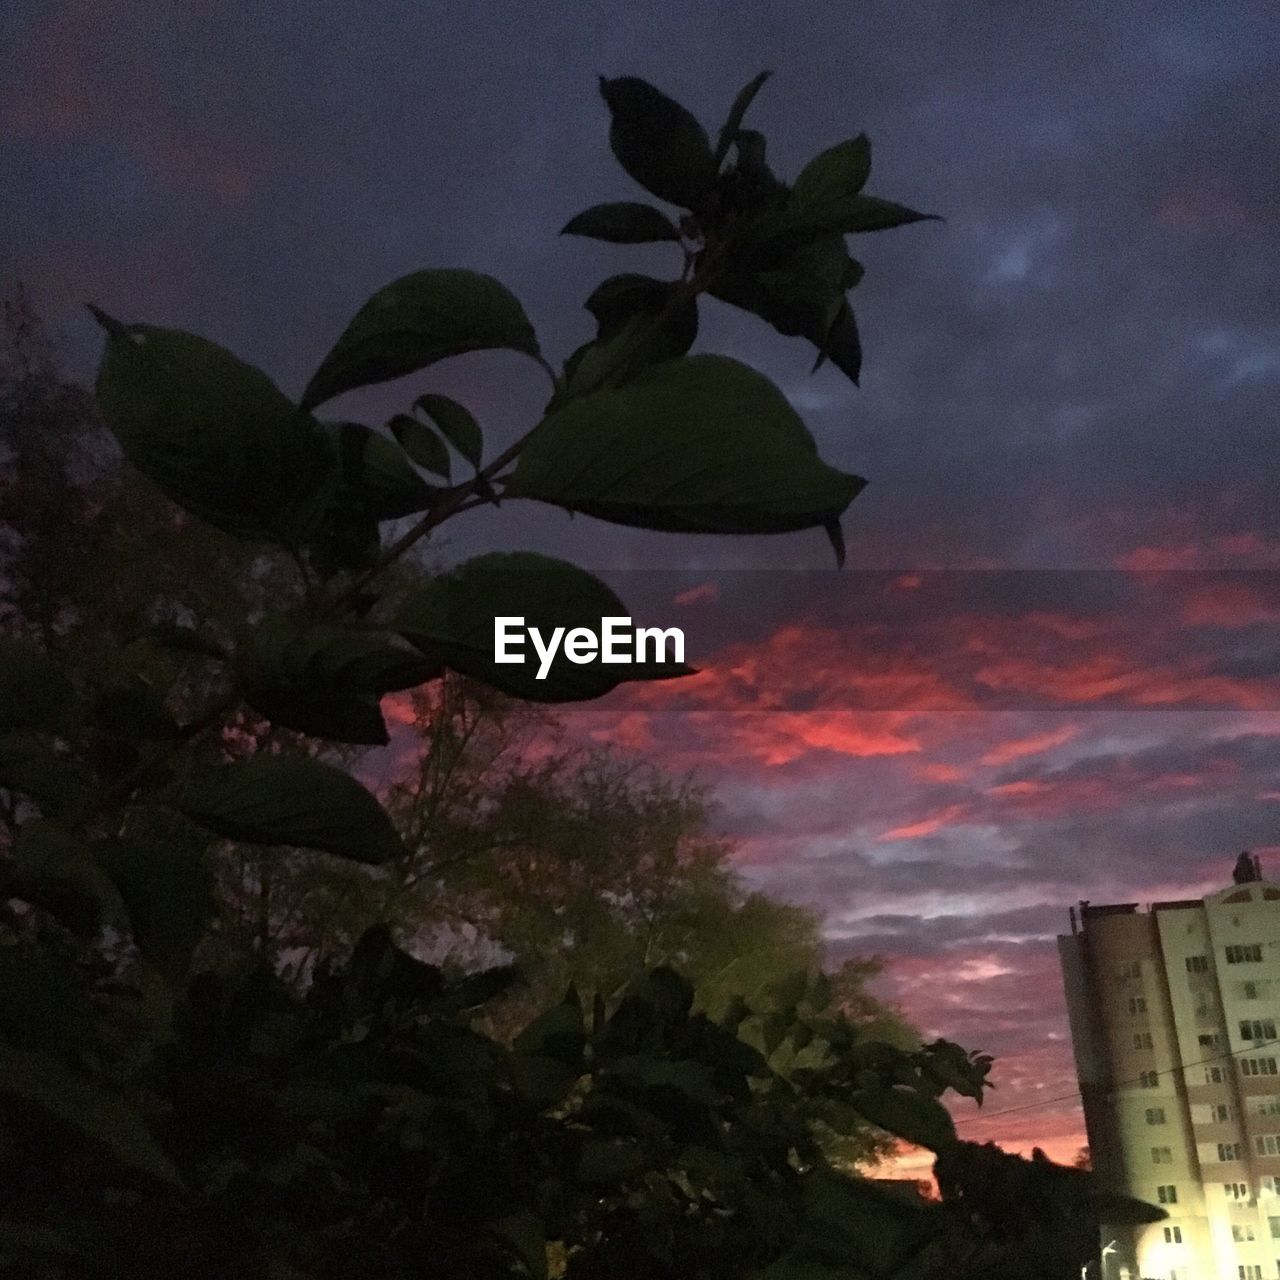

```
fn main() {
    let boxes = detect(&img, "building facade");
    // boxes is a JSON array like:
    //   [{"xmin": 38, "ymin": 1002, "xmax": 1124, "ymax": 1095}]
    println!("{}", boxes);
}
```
[{"xmin": 1058, "ymin": 856, "xmax": 1280, "ymax": 1280}]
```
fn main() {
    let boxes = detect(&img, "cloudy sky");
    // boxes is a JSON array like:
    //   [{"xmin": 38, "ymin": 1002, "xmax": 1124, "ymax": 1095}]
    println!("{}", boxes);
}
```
[{"xmin": 5, "ymin": 0, "xmax": 1280, "ymax": 1166}]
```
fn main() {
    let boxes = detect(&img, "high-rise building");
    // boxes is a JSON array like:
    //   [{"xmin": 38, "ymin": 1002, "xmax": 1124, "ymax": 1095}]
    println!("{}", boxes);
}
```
[{"xmin": 1058, "ymin": 854, "xmax": 1280, "ymax": 1280}]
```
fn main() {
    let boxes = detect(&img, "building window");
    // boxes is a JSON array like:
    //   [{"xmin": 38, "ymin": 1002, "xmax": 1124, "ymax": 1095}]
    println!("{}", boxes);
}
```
[
  {"xmin": 1128, "ymin": 996, "xmax": 1147, "ymax": 1014},
  {"xmin": 1121, "ymin": 960, "xmax": 1142, "ymax": 978},
  {"xmin": 1242, "ymin": 1057, "xmax": 1279, "ymax": 1077},
  {"xmin": 1225, "ymin": 1181, "xmax": 1249, "ymax": 1199},
  {"xmin": 1237, "ymin": 1266, "xmax": 1262, "ymax": 1280},
  {"xmin": 1206, "ymin": 1066, "xmax": 1225, "ymax": 1084},
  {"xmin": 1212, "ymin": 1103, "xmax": 1235, "ymax": 1122},
  {"xmin": 1199, "ymin": 1033, "xmax": 1221, "ymax": 1049},
  {"xmin": 1156, "ymin": 1184, "xmax": 1177, "ymax": 1204},
  {"xmin": 1226, "ymin": 944, "xmax": 1263, "ymax": 964},
  {"xmin": 1133, "ymin": 1032, "xmax": 1154, "ymax": 1050},
  {"xmin": 1186, "ymin": 954, "xmax": 1209, "ymax": 973},
  {"xmin": 1152, "ymin": 1146, "xmax": 1173, "ymax": 1164},
  {"xmin": 1262, "ymin": 1176, "xmax": 1279, "ymax": 1196},
  {"xmin": 1255, "ymin": 1097, "xmax": 1280, "ymax": 1117},
  {"xmin": 1240, "ymin": 1019, "xmax": 1278, "ymax": 1041},
  {"xmin": 1140, "ymin": 1070, "xmax": 1160, "ymax": 1087},
  {"xmin": 1163, "ymin": 1225, "xmax": 1182, "ymax": 1244},
  {"xmin": 1218, "ymin": 1142, "xmax": 1244, "ymax": 1161},
  {"xmin": 1269, "ymin": 1215, "xmax": 1280, "ymax": 1238},
  {"xmin": 1243, "ymin": 980, "xmax": 1259, "ymax": 999},
  {"xmin": 1146, "ymin": 1107, "xmax": 1166, "ymax": 1124},
  {"xmin": 1232, "ymin": 1224, "xmax": 1256, "ymax": 1242},
  {"xmin": 1256, "ymin": 1135, "xmax": 1280, "ymax": 1157}
]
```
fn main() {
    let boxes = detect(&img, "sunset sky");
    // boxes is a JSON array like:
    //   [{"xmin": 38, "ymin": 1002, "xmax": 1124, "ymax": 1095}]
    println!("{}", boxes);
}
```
[{"xmin": 5, "ymin": 0, "xmax": 1280, "ymax": 1168}]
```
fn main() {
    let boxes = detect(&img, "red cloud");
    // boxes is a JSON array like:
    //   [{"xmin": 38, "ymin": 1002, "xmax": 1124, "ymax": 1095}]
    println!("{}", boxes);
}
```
[{"xmin": 980, "ymin": 724, "xmax": 1079, "ymax": 766}]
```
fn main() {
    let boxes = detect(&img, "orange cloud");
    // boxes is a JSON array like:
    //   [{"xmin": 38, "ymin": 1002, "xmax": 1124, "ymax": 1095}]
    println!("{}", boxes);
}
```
[{"xmin": 980, "ymin": 724, "xmax": 1079, "ymax": 766}]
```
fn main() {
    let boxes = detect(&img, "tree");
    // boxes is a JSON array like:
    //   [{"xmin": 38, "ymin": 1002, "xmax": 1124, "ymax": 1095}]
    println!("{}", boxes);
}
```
[{"xmin": 0, "ymin": 71, "xmax": 1162, "ymax": 1278}]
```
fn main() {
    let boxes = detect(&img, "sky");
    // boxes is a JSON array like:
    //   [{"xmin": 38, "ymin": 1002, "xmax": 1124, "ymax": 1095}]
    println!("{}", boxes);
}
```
[{"xmin": 4, "ymin": 0, "xmax": 1280, "ymax": 1169}]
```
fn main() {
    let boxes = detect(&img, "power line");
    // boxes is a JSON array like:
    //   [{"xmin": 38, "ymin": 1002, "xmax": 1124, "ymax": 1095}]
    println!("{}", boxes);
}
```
[{"xmin": 953, "ymin": 1034, "xmax": 1280, "ymax": 1129}]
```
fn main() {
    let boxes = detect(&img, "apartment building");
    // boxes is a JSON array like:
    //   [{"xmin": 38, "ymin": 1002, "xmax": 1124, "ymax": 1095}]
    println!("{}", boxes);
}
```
[{"xmin": 1058, "ymin": 854, "xmax": 1280, "ymax": 1280}]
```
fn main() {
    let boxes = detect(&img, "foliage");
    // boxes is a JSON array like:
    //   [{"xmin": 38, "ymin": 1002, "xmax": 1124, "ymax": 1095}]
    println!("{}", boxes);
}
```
[{"xmin": 0, "ymin": 73, "xmax": 1161, "ymax": 1278}]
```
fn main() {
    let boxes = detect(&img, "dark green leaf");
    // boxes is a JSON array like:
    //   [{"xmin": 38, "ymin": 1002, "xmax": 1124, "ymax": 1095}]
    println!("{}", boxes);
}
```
[
  {"xmin": 397, "ymin": 552, "xmax": 692, "ymax": 702},
  {"xmin": 136, "ymin": 621, "xmax": 227, "ymax": 660},
  {"xmin": 90, "ymin": 313, "xmax": 335, "ymax": 544},
  {"xmin": 388, "ymin": 413, "xmax": 451, "ymax": 479},
  {"xmin": 599, "ymin": 76, "xmax": 717, "ymax": 210},
  {"xmin": 0, "ymin": 637, "xmax": 72, "ymax": 731},
  {"xmin": 11, "ymin": 823, "xmax": 127, "ymax": 936},
  {"xmin": 300, "ymin": 270, "xmax": 540, "ymax": 410},
  {"xmin": 94, "ymin": 685, "xmax": 181, "ymax": 740},
  {"xmin": 513, "ymin": 990, "xmax": 586, "ymax": 1064},
  {"xmin": 577, "ymin": 1138, "xmax": 648, "ymax": 1185},
  {"xmin": 244, "ymin": 683, "xmax": 389, "ymax": 745},
  {"xmin": 487, "ymin": 1212, "xmax": 548, "ymax": 1280},
  {"xmin": 508, "ymin": 356, "xmax": 864, "ymax": 548},
  {"xmin": 789, "ymin": 193, "xmax": 941, "ymax": 236},
  {"xmin": 713, "ymin": 71, "xmax": 772, "ymax": 168},
  {"xmin": 99, "ymin": 837, "xmax": 214, "ymax": 979},
  {"xmin": 0, "ymin": 1043, "xmax": 180, "ymax": 1184},
  {"xmin": 324, "ymin": 420, "xmax": 435, "ymax": 519},
  {"xmin": 414, "ymin": 392, "xmax": 485, "ymax": 469},
  {"xmin": 852, "ymin": 1086, "xmax": 957, "ymax": 1152},
  {"xmin": 791, "ymin": 135, "xmax": 872, "ymax": 211},
  {"xmin": 0, "ymin": 733, "xmax": 88, "ymax": 817},
  {"xmin": 562, "ymin": 202, "xmax": 681, "ymax": 243},
  {"xmin": 178, "ymin": 755, "xmax": 405, "ymax": 864}
]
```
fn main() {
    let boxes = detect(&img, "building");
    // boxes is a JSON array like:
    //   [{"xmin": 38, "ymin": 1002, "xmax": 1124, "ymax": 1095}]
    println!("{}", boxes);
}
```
[{"xmin": 1058, "ymin": 853, "xmax": 1280, "ymax": 1280}]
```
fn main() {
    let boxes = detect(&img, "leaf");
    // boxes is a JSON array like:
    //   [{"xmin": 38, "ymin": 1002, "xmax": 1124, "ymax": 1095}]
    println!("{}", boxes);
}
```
[
  {"xmin": 812, "ymin": 301, "xmax": 861, "ymax": 385},
  {"xmin": 397, "ymin": 552, "xmax": 692, "ymax": 702},
  {"xmin": 90, "ymin": 312, "xmax": 335, "ymax": 544},
  {"xmin": 241, "ymin": 618, "xmax": 440, "ymax": 743},
  {"xmin": 0, "ymin": 1042, "xmax": 180, "ymax": 1185},
  {"xmin": 824, "ymin": 520, "xmax": 847, "ymax": 569},
  {"xmin": 487, "ymin": 1212, "xmax": 548, "ymax": 1280},
  {"xmin": 178, "ymin": 755, "xmax": 405, "ymax": 864},
  {"xmin": 324, "ymin": 420, "xmax": 435, "ymax": 519},
  {"xmin": 513, "ymin": 990, "xmax": 586, "ymax": 1065},
  {"xmin": 99, "ymin": 837, "xmax": 214, "ymax": 979},
  {"xmin": 577, "ymin": 1138, "xmax": 648, "ymax": 1185},
  {"xmin": 788, "ymin": 193, "xmax": 941, "ymax": 236},
  {"xmin": 599, "ymin": 76, "xmax": 718, "ymax": 210},
  {"xmin": 713, "ymin": 70, "xmax": 772, "ymax": 168},
  {"xmin": 852, "ymin": 1086, "xmax": 956, "ymax": 1152},
  {"xmin": 94, "ymin": 685, "xmax": 181, "ymax": 740},
  {"xmin": 388, "ymin": 413, "xmax": 451, "ymax": 480},
  {"xmin": 791, "ymin": 135, "xmax": 872, "ymax": 212},
  {"xmin": 0, "ymin": 637, "xmax": 73, "ymax": 731},
  {"xmin": 414, "ymin": 392, "xmax": 485, "ymax": 469},
  {"xmin": 0, "ymin": 732, "xmax": 88, "ymax": 817},
  {"xmin": 136, "ymin": 621, "xmax": 227, "ymax": 660},
  {"xmin": 300, "ymin": 270, "xmax": 540, "ymax": 411},
  {"xmin": 562, "ymin": 202, "xmax": 682, "ymax": 243},
  {"xmin": 11, "ymin": 823, "xmax": 128, "ymax": 936},
  {"xmin": 508, "ymin": 356, "xmax": 864, "ymax": 548}
]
